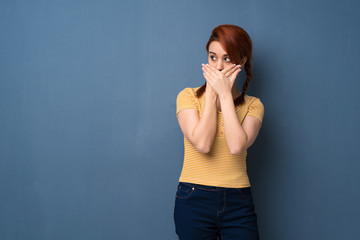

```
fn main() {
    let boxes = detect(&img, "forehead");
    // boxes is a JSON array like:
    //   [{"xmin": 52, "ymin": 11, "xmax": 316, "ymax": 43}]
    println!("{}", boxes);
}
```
[{"xmin": 208, "ymin": 41, "xmax": 228, "ymax": 55}]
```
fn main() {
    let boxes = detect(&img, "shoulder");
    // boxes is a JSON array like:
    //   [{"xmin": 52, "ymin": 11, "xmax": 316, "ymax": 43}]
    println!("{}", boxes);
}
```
[
  {"xmin": 176, "ymin": 86, "xmax": 202, "ymax": 114},
  {"xmin": 243, "ymin": 94, "xmax": 265, "ymax": 124},
  {"xmin": 177, "ymin": 86, "xmax": 202, "ymax": 99},
  {"xmin": 177, "ymin": 86, "xmax": 202, "ymax": 94},
  {"xmin": 243, "ymin": 94, "xmax": 264, "ymax": 108}
]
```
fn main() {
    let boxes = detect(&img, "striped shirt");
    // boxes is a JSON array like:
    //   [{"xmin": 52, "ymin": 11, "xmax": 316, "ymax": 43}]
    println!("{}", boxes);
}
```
[{"xmin": 176, "ymin": 86, "xmax": 264, "ymax": 188}]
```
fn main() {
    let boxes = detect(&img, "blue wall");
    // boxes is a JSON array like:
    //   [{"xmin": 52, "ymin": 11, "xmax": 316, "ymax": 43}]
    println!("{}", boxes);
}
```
[{"xmin": 1, "ymin": 0, "xmax": 359, "ymax": 239}]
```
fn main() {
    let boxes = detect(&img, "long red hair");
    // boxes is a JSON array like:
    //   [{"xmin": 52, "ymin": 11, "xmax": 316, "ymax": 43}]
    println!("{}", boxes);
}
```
[{"xmin": 196, "ymin": 24, "xmax": 253, "ymax": 106}]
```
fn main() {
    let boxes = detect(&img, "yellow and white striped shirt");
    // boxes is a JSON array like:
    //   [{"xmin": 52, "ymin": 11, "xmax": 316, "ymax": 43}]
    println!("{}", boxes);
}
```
[{"xmin": 176, "ymin": 86, "xmax": 264, "ymax": 188}]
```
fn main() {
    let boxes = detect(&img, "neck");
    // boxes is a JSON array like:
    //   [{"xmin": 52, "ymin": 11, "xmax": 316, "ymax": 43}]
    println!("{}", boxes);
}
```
[{"xmin": 231, "ymin": 85, "xmax": 242, "ymax": 99}]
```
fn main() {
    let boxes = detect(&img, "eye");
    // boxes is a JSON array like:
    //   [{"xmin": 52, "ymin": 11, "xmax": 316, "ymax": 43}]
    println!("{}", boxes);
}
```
[
  {"xmin": 225, "ymin": 57, "xmax": 231, "ymax": 62},
  {"xmin": 210, "ymin": 55, "xmax": 216, "ymax": 61}
]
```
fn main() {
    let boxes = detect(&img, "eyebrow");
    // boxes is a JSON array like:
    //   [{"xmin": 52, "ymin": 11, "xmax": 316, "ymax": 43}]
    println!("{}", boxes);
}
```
[{"xmin": 209, "ymin": 51, "xmax": 229, "ymax": 56}]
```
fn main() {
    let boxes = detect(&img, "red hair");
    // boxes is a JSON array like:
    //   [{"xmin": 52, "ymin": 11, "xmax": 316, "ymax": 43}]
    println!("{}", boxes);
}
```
[{"xmin": 196, "ymin": 24, "xmax": 253, "ymax": 106}]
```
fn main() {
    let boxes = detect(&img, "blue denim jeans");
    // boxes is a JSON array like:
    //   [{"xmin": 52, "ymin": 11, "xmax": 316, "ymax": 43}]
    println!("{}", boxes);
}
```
[{"xmin": 174, "ymin": 182, "xmax": 260, "ymax": 240}]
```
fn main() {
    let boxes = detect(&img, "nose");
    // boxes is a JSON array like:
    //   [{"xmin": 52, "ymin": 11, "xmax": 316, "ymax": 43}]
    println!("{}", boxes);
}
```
[{"xmin": 216, "ymin": 60, "xmax": 224, "ymax": 71}]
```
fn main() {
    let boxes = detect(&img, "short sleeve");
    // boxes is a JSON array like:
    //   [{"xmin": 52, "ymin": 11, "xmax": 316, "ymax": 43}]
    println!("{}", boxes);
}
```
[
  {"xmin": 246, "ymin": 98, "xmax": 264, "ymax": 125},
  {"xmin": 176, "ymin": 88, "xmax": 199, "ymax": 116}
]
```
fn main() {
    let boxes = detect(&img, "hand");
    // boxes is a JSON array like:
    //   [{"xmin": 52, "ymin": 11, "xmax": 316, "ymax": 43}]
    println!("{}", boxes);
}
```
[
  {"xmin": 202, "ymin": 63, "xmax": 241, "ymax": 97},
  {"xmin": 205, "ymin": 80, "xmax": 218, "ymax": 100}
]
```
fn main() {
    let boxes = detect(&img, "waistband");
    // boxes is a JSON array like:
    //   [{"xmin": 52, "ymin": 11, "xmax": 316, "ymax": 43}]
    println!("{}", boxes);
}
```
[{"xmin": 179, "ymin": 181, "xmax": 251, "ymax": 192}]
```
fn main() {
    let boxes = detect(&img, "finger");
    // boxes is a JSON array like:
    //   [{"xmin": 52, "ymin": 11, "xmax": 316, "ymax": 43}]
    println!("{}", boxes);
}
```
[
  {"xmin": 221, "ymin": 64, "xmax": 238, "ymax": 75},
  {"xmin": 225, "ymin": 65, "xmax": 241, "ymax": 78},
  {"xmin": 205, "ymin": 64, "xmax": 222, "ymax": 75},
  {"xmin": 202, "ymin": 64, "xmax": 218, "ymax": 79},
  {"xmin": 203, "ymin": 71, "xmax": 215, "ymax": 88},
  {"xmin": 206, "ymin": 64, "xmax": 228, "ymax": 80},
  {"xmin": 229, "ymin": 68, "xmax": 241, "ymax": 82},
  {"xmin": 202, "ymin": 69, "xmax": 212, "ymax": 83}
]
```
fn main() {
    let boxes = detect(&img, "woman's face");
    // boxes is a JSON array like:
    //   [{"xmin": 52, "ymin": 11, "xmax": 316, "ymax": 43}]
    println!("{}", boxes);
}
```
[{"xmin": 207, "ymin": 41, "xmax": 234, "ymax": 71}]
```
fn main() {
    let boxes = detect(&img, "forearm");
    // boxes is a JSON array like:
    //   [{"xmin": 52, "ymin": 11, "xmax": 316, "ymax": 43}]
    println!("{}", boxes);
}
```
[
  {"xmin": 191, "ymin": 94, "xmax": 218, "ymax": 153},
  {"xmin": 219, "ymin": 91, "xmax": 247, "ymax": 154}
]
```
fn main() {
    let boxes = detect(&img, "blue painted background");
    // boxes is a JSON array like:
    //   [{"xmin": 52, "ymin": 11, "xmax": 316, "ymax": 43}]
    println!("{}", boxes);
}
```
[{"xmin": 1, "ymin": 0, "xmax": 359, "ymax": 239}]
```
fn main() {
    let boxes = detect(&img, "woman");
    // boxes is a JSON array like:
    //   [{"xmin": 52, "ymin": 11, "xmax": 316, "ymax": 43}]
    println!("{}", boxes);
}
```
[{"xmin": 174, "ymin": 24, "xmax": 264, "ymax": 240}]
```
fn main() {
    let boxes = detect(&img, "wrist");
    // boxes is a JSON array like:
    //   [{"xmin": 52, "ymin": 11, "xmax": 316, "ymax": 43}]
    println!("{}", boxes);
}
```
[
  {"xmin": 218, "ymin": 90, "xmax": 232, "ymax": 101},
  {"xmin": 205, "ymin": 86, "xmax": 217, "ymax": 100},
  {"xmin": 205, "ymin": 92, "xmax": 217, "ymax": 104}
]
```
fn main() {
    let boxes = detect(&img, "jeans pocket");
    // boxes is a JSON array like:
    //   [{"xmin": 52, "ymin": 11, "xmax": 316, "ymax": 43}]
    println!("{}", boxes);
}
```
[
  {"xmin": 176, "ymin": 182, "xmax": 195, "ymax": 199},
  {"xmin": 237, "ymin": 187, "xmax": 253, "ymax": 200}
]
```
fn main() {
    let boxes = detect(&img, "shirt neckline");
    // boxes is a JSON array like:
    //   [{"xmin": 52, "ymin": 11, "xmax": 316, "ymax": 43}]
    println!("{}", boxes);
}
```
[{"xmin": 202, "ymin": 91, "xmax": 244, "ymax": 113}]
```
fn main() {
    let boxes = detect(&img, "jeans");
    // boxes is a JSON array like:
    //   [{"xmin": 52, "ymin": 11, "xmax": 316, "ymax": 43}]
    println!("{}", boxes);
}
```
[{"xmin": 174, "ymin": 182, "xmax": 260, "ymax": 240}]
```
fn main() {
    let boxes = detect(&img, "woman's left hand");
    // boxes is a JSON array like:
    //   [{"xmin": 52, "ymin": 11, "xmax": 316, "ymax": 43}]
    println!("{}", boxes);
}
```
[{"xmin": 202, "ymin": 63, "xmax": 242, "ymax": 98}]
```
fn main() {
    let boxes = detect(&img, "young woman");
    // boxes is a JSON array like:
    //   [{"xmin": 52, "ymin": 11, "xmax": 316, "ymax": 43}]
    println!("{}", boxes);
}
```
[{"xmin": 173, "ymin": 24, "xmax": 264, "ymax": 240}]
